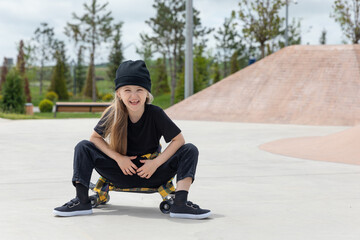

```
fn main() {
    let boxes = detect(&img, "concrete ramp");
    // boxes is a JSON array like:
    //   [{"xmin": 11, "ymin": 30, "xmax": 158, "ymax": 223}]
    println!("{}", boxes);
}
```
[
  {"xmin": 260, "ymin": 125, "xmax": 360, "ymax": 165},
  {"xmin": 166, "ymin": 45, "xmax": 360, "ymax": 126}
]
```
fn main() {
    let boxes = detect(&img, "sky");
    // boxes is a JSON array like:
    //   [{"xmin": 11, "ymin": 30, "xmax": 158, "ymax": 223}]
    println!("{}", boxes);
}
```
[{"xmin": 0, "ymin": 0, "xmax": 345, "ymax": 65}]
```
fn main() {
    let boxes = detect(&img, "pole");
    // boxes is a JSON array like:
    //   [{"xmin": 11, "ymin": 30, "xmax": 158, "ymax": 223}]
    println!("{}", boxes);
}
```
[
  {"xmin": 285, "ymin": 0, "xmax": 289, "ymax": 47},
  {"xmin": 185, "ymin": 0, "xmax": 193, "ymax": 99}
]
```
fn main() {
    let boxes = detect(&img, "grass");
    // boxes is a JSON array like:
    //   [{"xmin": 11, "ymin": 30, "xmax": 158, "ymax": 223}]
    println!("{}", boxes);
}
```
[
  {"xmin": 96, "ymin": 80, "xmax": 114, "ymax": 96},
  {"xmin": 95, "ymin": 67, "xmax": 110, "ymax": 81},
  {"xmin": 152, "ymin": 93, "xmax": 172, "ymax": 109},
  {"xmin": 0, "ymin": 112, "xmax": 101, "ymax": 120},
  {"xmin": 30, "ymin": 82, "xmax": 49, "ymax": 106},
  {"xmin": 0, "ymin": 112, "xmax": 102, "ymax": 120},
  {"xmin": 0, "ymin": 112, "xmax": 45, "ymax": 120}
]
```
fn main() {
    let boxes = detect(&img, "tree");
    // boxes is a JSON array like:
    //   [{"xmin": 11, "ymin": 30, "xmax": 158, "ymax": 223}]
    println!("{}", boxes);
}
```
[
  {"xmin": 331, "ymin": 0, "xmax": 360, "ymax": 43},
  {"xmin": 83, "ymin": 62, "xmax": 98, "ymax": 98},
  {"xmin": 265, "ymin": 18, "xmax": 302, "ymax": 54},
  {"xmin": 22, "ymin": 40, "xmax": 38, "ymax": 86},
  {"xmin": 75, "ymin": 46, "xmax": 86, "ymax": 95},
  {"xmin": 230, "ymin": 51, "xmax": 240, "ymax": 74},
  {"xmin": 49, "ymin": 41, "xmax": 69, "ymax": 100},
  {"xmin": 175, "ymin": 45, "xmax": 210, "ymax": 102},
  {"xmin": 320, "ymin": 28, "xmax": 327, "ymax": 44},
  {"xmin": 212, "ymin": 61, "xmax": 221, "ymax": 84},
  {"xmin": 214, "ymin": 11, "xmax": 242, "ymax": 78},
  {"xmin": 141, "ymin": 0, "xmax": 185, "ymax": 105},
  {"xmin": 141, "ymin": 0, "xmax": 212, "ymax": 104},
  {"xmin": 107, "ymin": 22, "xmax": 124, "ymax": 81},
  {"xmin": 17, "ymin": 40, "xmax": 31, "ymax": 103},
  {"xmin": 151, "ymin": 58, "xmax": 169, "ymax": 96},
  {"xmin": 33, "ymin": 22, "xmax": 55, "ymax": 95},
  {"xmin": 192, "ymin": 5, "xmax": 214, "ymax": 49},
  {"xmin": 65, "ymin": 0, "xmax": 113, "ymax": 101},
  {"xmin": 238, "ymin": 0, "xmax": 285, "ymax": 58},
  {"xmin": 136, "ymin": 33, "xmax": 155, "ymax": 63},
  {"xmin": 0, "ymin": 58, "xmax": 8, "ymax": 91},
  {"xmin": 277, "ymin": 18, "xmax": 302, "ymax": 49},
  {"xmin": 193, "ymin": 45, "xmax": 210, "ymax": 91},
  {"xmin": 0, "ymin": 69, "xmax": 25, "ymax": 113},
  {"xmin": 136, "ymin": 35, "xmax": 157, "ymax": 98},
  {"xmin": 23, "ymin": 41, "xmax": 37, "ymax": 67}
]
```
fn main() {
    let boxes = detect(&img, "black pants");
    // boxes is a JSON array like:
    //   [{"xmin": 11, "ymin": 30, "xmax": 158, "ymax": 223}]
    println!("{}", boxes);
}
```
[{"xmin": 72, "ymin": 140, "xmax": 199, "ymax": 189}]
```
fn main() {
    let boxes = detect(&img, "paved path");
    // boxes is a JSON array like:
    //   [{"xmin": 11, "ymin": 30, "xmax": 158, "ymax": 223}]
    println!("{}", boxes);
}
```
[{"xmin": 0, "ymin": 119, "xmax": 359, "ymax": 240}]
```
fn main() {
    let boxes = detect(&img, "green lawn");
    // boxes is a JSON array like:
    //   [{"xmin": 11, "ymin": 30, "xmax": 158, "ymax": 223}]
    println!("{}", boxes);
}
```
[
  {"xmin": 152, "ymin": 93, "xmax": 171, "ymax": 109},
  {"xmin": 0, "ymin": 112, "xmax": 102, "ymax": 120},
  {"xmin": 95, "ymin": 67, "xmax": 110, "ymax": 81},
  {"xmin": 30, "ymin": 82, "xmax": 49, "ymax": 106},
  {"xmin": 96, "ymin": 80, "xmax": 114, "ymax": 96}
]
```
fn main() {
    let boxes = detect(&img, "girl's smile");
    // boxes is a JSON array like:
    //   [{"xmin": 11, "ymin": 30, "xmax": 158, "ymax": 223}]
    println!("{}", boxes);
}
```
[
  {"xmin": 129, "ymin": 99, "xmax": 140, "ymax": 105},
  {"xmin": 117, "ymin": 85, "xmax": 148, "ymax": 116}
]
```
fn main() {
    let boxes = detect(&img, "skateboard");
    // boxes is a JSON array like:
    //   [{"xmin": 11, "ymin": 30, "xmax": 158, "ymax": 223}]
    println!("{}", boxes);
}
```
[{"xmin": 89, "ymin": 176, "xmax": 175, "ymax": 214}]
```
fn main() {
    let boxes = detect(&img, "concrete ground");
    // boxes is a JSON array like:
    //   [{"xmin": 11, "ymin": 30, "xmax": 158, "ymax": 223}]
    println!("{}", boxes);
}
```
[{"xmin": 0, "ymin": 118, "xmax": 359, "ymax": 240}]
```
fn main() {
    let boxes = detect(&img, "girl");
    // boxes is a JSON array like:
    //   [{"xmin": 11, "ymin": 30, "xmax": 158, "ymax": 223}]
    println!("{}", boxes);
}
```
[{"xmin": 53, "ymin": 60, "xmax": 211, "ymax": 219}]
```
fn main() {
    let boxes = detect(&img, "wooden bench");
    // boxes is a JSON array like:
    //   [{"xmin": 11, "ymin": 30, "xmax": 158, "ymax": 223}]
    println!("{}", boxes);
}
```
[{"xmin": 54, "ymin": 102, "xmax": 111, "ymax": 117}]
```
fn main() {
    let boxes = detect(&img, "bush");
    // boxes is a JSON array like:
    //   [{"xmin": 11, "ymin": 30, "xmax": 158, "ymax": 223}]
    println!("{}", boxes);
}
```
[
  {"xmin": 45, "ymin": 91, "xmax": 58, "ymax": 102},
  {"xmin": 98, "ymin": 92, "xmax": 104, "ymax": 100},
  {"xmin": 68, "ymin": 91, "xmax": 73, "ymax": 98},
  {"xmin": 39, "ymin": 99, "xmax": 53, "ymax": 112},
  {"xmin": 0, "ymin": 69, "xmax": 25, "ymax": 113},
  {"xmin": 49, "ymin": 50, "xmax": 69, "ymax": 100},
  {"xmin": 102, "ymin": 93, "xmax": 114, "ymax": 101}
]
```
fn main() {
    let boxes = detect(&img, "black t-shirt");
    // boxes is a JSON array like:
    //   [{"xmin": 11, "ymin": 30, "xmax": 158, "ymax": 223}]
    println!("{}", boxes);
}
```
[{"xmin": 94, "ymin": 104, "xmax": 181, "ymax": 156}]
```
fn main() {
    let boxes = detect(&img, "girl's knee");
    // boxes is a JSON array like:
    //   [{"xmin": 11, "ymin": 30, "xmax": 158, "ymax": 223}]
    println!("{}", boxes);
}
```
[
  {"xmin": 179, "ymin": 143, "xmax": 199, "ymax": 166},
  {"xmin": 75, "ymin": 140, "xmax": 92, "ymax": 151},
  {"xmin": 183, "ymin": 143, "xmax": 199, "ymax": 156}
]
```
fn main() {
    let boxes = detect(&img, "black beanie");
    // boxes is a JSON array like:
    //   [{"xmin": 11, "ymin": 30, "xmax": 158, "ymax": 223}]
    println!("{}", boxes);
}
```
[{"xmin": 114, "ymin": 60, "xmax": 151, "ymax": 93}]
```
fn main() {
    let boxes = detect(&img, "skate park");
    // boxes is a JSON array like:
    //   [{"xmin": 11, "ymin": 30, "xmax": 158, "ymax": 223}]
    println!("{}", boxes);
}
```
[{"xmin": 1, "ymin": 45, "xmax": 360, "ymax": 239}]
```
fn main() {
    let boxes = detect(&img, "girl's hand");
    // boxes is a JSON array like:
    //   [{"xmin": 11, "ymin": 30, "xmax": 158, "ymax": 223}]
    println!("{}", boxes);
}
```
[
  {"xmin": 116, "ymin": 156, "xmax": 138, "ymax": 175},
  {"xmin": 137, "ymin": 159, "xmax": 159, "ymax": 179}
]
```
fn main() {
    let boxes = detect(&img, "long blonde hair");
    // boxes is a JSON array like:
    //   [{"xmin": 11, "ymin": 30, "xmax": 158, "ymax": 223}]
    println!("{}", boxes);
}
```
[{"xmin": 101, "ymin": 90, "xmax": 153, "ymax": 155}]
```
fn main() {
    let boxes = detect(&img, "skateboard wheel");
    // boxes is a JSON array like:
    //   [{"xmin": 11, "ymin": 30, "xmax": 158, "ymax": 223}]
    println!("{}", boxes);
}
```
[
  {"xmin": 159, "ymin": 200, "xmax": 173, "ymax": 214},
  {"xmin": 90, "ymin": 194, "xmax": 100, "ymax": 208}
]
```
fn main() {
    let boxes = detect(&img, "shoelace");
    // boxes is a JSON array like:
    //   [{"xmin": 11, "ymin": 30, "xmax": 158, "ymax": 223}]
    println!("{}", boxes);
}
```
[
  {"xmin": 186, "ymin": 201, "xmax": 199, "ymax": 209},
  {"xmin": 64, "ymin": 198, "xmax": 80, "ymax": 208}
]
